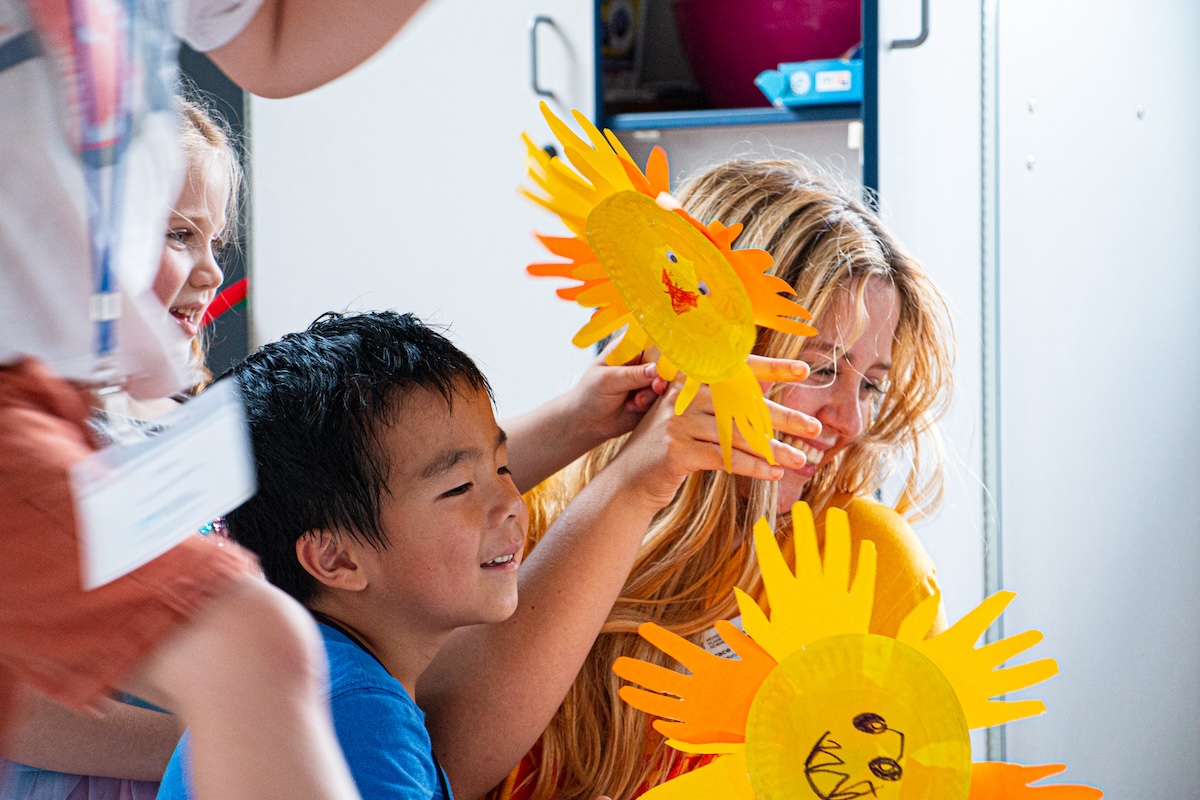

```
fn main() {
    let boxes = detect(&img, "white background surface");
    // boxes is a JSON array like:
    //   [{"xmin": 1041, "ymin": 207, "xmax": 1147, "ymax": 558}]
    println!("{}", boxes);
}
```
[
  {"xmin": 996, "ymin": 1, "xmax": 1200, "ymax": 793},
  {"xmin": 248, "ymin": 2, "xmax": 598, "ymax": 421}
]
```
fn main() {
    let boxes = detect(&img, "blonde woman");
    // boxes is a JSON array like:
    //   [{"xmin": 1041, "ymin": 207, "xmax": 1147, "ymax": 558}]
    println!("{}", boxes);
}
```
[{"xmin": 485, "ymin": 159, "xmax": 956, "ymax": 800}]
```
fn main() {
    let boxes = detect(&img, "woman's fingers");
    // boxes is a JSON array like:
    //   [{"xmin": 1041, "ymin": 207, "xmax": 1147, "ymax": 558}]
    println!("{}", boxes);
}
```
[
  {"xmin": 670, "ymin": 412, "xmax": 804, "ymax": 473},
  {"xmin": 723, "ymin": 445, "xmax": 786, "ymax": 481},
  {"xmin": 766, "ymin": 398, "xmax": 821, "ymax": 439},
  {"xmin": 768, "ymin": 437, "xmax": 807, "ymax": 470},
  {"xmin": 657, "ymin": 378, "xmax": 807, "ymax": 470},
  {"xmin": 747, "ymin": 354, "xmax": 810, "ymax": 384}
]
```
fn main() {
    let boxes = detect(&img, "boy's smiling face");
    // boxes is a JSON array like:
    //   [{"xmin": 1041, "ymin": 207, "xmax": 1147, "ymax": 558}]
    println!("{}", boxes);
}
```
[{"xmin": 358, "ymin": 381, "xmax": 527, "ymax": 635}]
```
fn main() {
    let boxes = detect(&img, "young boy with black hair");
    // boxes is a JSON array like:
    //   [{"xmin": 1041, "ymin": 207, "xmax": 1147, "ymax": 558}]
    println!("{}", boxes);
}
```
[
  {"xmin": 155, "ymin": 306, "xmax": 818, "ymax": 799},
  {"xmin": 158, "ymin": 310, "xmax": 527, "ymax": 798}
]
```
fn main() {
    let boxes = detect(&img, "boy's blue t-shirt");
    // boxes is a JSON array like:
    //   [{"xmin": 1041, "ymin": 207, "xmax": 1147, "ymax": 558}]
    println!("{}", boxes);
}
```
[{"xmin": 157, "ymin": 622, "xmax": 452, "ymax": 799}]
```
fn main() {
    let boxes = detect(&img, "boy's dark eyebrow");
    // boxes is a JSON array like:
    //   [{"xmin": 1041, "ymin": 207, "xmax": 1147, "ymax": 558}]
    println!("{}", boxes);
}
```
[{"xmin": 420, "ymin": 428, "xmax": 508, "ymax": 481}]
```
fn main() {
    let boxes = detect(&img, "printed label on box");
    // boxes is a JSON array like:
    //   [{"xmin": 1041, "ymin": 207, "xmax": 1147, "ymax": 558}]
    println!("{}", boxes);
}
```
[{"xmin": 817, "ymin": 69, "xmax": 853, "ymax": 93}]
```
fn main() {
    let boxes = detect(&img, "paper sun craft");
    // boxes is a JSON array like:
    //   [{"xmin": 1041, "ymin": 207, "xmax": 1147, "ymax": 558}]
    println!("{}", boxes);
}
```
[
  {"xmin": 522, "ymin": 102, "xmax": 816, "ymax": 470},
  {"xmin": 614, "ymin": 503, "xmax": 1103, "ymax": 800}
]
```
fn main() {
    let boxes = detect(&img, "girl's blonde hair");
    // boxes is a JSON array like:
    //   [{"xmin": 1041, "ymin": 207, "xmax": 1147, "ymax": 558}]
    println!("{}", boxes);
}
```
[
  {"xmin": 520, "ymin": 160, "xmax": 955, "ymax": 800},
  {"xmin": 177, "ymin": 95, "xmax": 242, "ymax": 390}
]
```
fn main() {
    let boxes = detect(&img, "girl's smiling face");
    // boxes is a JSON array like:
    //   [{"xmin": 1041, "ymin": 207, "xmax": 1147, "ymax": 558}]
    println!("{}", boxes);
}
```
[
  {"xmin": 774, "ymin": 277, "xmax": 900, "ymax": 512},
  {"xmin": 152, "ymin": 153, "xmax": 229, "ymax": 340}
]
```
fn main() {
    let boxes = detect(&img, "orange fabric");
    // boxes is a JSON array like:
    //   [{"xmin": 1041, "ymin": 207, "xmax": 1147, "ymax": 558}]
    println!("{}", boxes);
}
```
[
  {"xmin": 0, "ymin": 359, "xmax": 256, "ymax": 739},
  {"xmin": 491, "ymin": 493, "xmax": 945, "ymax": 799}
]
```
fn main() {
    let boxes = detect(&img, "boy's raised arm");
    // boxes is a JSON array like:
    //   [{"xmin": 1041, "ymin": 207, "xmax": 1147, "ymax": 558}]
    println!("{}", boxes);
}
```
[
  {"xmin": 418, "ymin": 380, "xmax": 816, "ymax": 799},
  {"xmin": 502, "ymin": 351, "xmax": 662, "ymax": 494},
  {"xmin": 206, "ymin": 0, "xmax": 429, "ymax": 98}
]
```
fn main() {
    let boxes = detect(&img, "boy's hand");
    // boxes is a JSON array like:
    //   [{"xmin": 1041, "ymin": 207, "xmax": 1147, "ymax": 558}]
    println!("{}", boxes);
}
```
[
  {"xmin": 500, "ymin": 343, "xmax": 664, "ymax": 492},
  {"xmin": 569, "ymin": 348, "xmax": 815, "ymax": 448},
  {"xmin": 563, "ymin": 342, "xmax": 667, "ymax": 446},
  {"xmin": 606, "ymin": 373, "xmax": 815, "ymax": 513}
]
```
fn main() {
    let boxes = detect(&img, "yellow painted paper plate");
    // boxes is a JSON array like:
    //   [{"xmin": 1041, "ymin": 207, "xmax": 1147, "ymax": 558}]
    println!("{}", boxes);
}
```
[
  {"xmin": 523, "ymin": 102, "xmax": 816, "ymax": 469},
  {"xmin": 746, "ymin": 634, "xmax": 971, "ymax": 800}
]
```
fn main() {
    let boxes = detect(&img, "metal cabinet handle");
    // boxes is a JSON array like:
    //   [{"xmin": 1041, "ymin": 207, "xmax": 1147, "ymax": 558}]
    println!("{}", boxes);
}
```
[
  {"xmin": 529, "ymin": 14, "xmax": 558, "ymax": 102},
  {"xmin": 890, "ymin": 0, "xmax": 930, "ymax": 49}
]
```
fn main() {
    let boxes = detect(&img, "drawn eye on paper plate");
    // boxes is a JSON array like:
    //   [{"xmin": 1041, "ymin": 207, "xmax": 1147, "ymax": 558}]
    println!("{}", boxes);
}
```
[
  {"xmin": 612, "ymin": 502, "xmax": 1105, "ymax": 800},
  {"xmin": 521, "ymin": 102, "xmax": 816, "ymax": 470}
]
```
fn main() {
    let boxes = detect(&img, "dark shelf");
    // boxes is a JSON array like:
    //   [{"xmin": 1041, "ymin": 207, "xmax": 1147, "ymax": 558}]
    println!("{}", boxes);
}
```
[{"xmin": 603, "ymin": 103, "xmax": 862, "ymax": 131}]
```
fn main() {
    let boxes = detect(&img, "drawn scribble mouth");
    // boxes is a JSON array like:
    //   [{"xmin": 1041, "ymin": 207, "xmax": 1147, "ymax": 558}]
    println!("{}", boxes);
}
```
[
  {"xmin": 661, "ymin": 268, "xmax": 698, "ymax": 314},
  {"xmin": 804, "ymin": 714, "xmax": 906, "ymax": 800}
]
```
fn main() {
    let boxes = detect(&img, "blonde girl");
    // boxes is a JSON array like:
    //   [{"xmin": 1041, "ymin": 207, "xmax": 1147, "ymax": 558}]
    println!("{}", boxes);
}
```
[
  {"xmin": 1, "ymin": 97, "xmax": 241, "ymax": 800},
  {"xmin": 498, "ymin": 159, "xmax": 956, "ymax": 800}
]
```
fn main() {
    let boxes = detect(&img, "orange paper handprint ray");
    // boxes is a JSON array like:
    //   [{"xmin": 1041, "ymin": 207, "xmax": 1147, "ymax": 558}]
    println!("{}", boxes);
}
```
[
  {"xmin": 614, "ymin": 621, "xmax": 776, "ymax": 745},
  {"xmin": 969, "ymin": 762, "xmax": 1104, "ymax": 800}
]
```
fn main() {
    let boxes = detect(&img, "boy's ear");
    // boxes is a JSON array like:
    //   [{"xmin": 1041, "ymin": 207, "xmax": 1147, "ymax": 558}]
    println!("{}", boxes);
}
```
[{"xmin": 296, "ymin": 529, "xmax": 368, "ymax": 592}]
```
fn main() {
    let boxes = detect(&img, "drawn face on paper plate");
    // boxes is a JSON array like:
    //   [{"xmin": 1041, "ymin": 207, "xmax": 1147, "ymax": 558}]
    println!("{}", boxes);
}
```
[
  {"xmin": 587, "ymin": 191, "xmax": 758, "ymax": 384},
  {"xmin": 804, "ymin": 712, "xmax": 906, "ymax": 800}
]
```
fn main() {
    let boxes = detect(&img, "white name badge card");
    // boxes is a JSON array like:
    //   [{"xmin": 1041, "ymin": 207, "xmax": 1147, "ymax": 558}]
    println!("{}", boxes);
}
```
[
  {"xmin": 701, "ymin": 614, "xmax": 746, "ymax": 660},
  {"xmin": 71, "ymin": 379, "xmax": 256, "ymax": 590}
]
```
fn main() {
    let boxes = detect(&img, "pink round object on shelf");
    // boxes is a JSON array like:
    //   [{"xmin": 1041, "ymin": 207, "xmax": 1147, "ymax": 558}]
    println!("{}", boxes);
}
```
[{"xmin": 673, "ymin": 0, "xmax": 861, "ymax": 109}]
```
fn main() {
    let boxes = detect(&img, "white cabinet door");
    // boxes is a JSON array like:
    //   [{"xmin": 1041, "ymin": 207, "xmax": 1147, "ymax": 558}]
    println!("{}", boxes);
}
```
[
  {"xmin": 997, "ymin": 1, "xmax": 1200, "ymax": 794},
  {"xmin": 247, "ymin": 1, "xmax": 598, "ymax": 417},
  {"xmin": 874, "ymin": 0, "xmax": 987, "ymax": 655}
]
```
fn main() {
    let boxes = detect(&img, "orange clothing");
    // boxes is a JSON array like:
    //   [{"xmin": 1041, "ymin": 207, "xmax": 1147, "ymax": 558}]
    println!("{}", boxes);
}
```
[
  {"xmin": 0, "ymin": 359, "xmax": 255, "ymax": 742},
  {"xmin": 492, "ymin": 493, "xmax": 946, "ymax": 800}
]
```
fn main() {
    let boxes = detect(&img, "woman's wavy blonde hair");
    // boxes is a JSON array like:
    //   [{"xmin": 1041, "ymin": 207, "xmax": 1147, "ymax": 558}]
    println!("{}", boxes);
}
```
[{"xmin": 520, "ymin": 159, "xmax": 955, "ymax": 800}]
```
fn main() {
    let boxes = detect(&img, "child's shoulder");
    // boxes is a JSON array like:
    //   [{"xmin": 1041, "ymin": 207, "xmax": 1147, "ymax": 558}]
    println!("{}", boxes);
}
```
[
  {"xmin": 317, "ymin": 624, "xmax": 449, "ymax": 796},
  {"xmin": 318, "ymin": 623, "xmax": 413, "ymax": 703}
]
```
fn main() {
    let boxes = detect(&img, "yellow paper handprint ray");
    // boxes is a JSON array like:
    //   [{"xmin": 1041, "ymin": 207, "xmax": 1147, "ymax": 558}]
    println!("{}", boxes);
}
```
[
  {"xmin": 522, "ymin": 102, "xmax": 816, "ymax": 470},
  {"xmin": 614, "ymin": 502, "xmax": 1097, "ymax": 799},
  {"xmin": 736, "ymin": 503, "xmax": 877, "ymax": 665},
  {"xmin": 896, "ymin": 590, "xmax": 1059, "ymax": 730}
]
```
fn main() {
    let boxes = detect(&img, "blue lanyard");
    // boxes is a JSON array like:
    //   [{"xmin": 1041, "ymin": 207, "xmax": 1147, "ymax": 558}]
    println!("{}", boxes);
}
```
[{"xmin": 60, "ymin": 0, "xmax": 137, "ymax": 362}]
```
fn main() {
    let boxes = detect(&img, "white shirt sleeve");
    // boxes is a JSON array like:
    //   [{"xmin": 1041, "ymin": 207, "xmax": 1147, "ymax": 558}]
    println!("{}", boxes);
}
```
[{"xmin": 172, "ymin": 0, "xmax": 266, "ymax": 52}]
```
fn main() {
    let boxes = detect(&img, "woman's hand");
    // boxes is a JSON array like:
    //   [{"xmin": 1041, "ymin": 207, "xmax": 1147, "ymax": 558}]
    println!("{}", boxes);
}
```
[{"xmin": 605, "ymin": 373, "xmax": 814, "ymax": 513}]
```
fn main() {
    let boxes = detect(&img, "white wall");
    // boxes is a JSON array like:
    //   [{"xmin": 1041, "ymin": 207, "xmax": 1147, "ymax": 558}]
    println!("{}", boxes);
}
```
[
  {"xmin": 247, "ymin": 1, "xmax": 598, "ymax": 419},
  {"xmin": 876, "ymin": 0, "xmax": 987, "ymax": 649},
  {"xmin": 619, "ymin": 120, "xmax": 861, "ymax": 189},
  {"xmin": 997, "ymin": 1, "xmax": 1200, "ymax": 794}
]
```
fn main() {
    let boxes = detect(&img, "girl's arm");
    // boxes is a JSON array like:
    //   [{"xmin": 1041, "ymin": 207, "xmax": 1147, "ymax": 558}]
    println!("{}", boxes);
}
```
[
  {"xmin": 207, "ymin": 0, "xmax": 429, "ymax": 98},
  {"xmin": 418, "ymin": 379, "xmax": 817, "ymax": 800},
  {"xmin": 4, "ymin": 694, "xmax": 183, "ymax": 781}
]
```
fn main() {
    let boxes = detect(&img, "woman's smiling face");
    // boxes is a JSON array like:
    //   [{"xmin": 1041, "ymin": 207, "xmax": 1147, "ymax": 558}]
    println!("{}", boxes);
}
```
[{"xmin": 774, "ymin": 277, "xmax": 900, "ymax": 512}]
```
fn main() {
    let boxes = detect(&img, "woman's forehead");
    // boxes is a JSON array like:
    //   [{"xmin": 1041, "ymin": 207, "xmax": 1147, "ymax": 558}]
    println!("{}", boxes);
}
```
[{"xmin": 805, "ymin": 280, "xmax": 899, "ymax": 366}]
